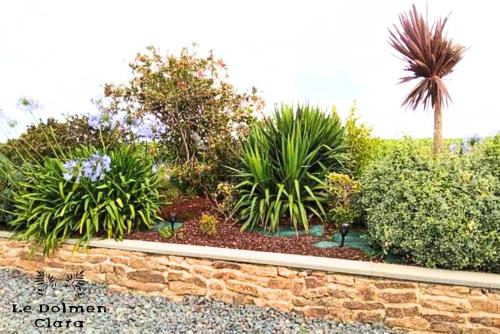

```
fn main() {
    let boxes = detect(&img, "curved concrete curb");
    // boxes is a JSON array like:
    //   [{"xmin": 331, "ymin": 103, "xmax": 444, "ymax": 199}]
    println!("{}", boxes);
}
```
[{"xmin": 1, "ymin": 230, "xmax": 498, "ymax": 289}]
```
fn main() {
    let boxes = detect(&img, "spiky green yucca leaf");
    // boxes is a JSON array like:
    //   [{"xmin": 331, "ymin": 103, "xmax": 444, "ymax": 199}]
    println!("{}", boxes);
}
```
[
  {"xmin": 232, "ymin": 105, "xmax": 345, "ymax": 234},
  {"xmin": 10, "ymin": 145, "xmax": 163, "ymax": 255}
]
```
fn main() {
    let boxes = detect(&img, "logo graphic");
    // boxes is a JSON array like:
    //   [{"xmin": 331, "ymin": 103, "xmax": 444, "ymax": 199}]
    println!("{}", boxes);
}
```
[
  {"xmin": 34, "ymin": 271, "xmax": 88, "ymax": 297},
  {"xmin": 64, "ymin": 271, "xmax": 87, "ymax": 297},
  {"xmin": 34, "ymin": 271, "xmax": 56, "ymax": 296}
]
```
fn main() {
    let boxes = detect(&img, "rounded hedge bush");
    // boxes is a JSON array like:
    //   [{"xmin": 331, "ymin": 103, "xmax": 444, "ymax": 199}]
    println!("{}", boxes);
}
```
[{"xmin": 360, "ymin": 137, "xmax": 500, "ymax": 272}]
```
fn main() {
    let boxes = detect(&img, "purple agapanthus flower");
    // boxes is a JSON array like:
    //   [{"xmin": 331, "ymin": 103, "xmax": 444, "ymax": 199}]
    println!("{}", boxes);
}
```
[
  {"xmin": 63, "ymin": 154, "xmax": 111, "ymax": 183},
  {"xmin": 82, "ymin": 154, "xmax": 111, "ymax": 182},
  {"xmin": 62, "ymin": 160, "xmax": 80, "ymax": 181},
  {"xmin": 131, "ymin": 113, "xmax": 166, "ymax": 142},
  {"xmin": 88, "ymin": 111, "xmax": 112, "ymax": 130}
]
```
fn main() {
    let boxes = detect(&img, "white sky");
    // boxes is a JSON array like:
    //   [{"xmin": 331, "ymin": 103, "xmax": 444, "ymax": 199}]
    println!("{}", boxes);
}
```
[{"xmin": 0, "ymin": 0, "xmax": 499, "ymax": 142}]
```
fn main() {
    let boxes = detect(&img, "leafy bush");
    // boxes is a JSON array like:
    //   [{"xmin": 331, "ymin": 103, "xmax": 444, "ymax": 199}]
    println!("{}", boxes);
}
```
[
  {"xmin": 360, "ymin": 139, "xmax": 500, "ymax": 272},
  {"xmin": 0, "ymin": 155, "xmax": 21, "ymax": 226},
  {"xmin": 326, "ymin": 172, "xmax": 361, "ymax": 227},
  {"xmin": 154, "ymin": 164, "xmax": 185, "ymax": 202},
  {"xmin": 168, "ymin": 160, "xmax": 223, "ymax": 196},
  {"xmin": 343, "ymin": 105, "xmax": 378, "ymax": 177},
  {"xmin": 373, "ymin": 137, "xmax": 462, "ymax": 161},
  {"xmin": 0, "ymin": 115, "xmax": 121, "ymax": 164},
  {"xmin": 103, "ymin": 45, "xmax": 264, "ymax": 194},
  {"xmin": 10, "ymin": 145, "xmax": 163, "ymax": 254},
  {"xmin": 233, "ymin": 104, "xmax": 346, "ymax": 233},
  {"xmin": 199, "ymin": 214, "xmax": 218, "ymax": 236}
]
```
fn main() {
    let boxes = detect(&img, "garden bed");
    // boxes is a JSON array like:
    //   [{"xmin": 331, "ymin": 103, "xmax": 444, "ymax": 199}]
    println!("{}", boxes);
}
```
[{"xmin": 126, "ymin": 197, "xmax": 371, "ymax": 261}]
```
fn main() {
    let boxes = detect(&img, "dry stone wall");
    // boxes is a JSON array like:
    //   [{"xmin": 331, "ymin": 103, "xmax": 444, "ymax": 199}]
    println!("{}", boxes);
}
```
[{"xmin": 0, "ymin": 238, "xmax": 499, "ymax": 334}]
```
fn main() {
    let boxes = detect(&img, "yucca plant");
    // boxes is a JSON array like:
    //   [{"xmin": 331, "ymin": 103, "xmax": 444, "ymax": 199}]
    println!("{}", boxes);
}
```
[
  {"xmin": 232, "ymin": 104, "xmax": 345, "ymax": 234},
  {"xmin": 389, "ymin": 4, "xmax": 466, "ymax": 155},
  {"xmin": 10, "ymin": 145, "xmax": 163, "ymax": 254}
]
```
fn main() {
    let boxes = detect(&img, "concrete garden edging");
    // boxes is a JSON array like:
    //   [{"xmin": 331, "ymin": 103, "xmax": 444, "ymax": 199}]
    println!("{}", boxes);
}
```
[{"xmin": 0, "ymin": 231, "xmax": 498, "ymax": 333}]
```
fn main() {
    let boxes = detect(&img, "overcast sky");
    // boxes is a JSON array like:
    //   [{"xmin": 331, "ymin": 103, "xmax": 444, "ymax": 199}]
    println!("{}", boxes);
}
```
[{"xmin": 0, "ymin": 0, "xmax": 498, "ymax": 142}]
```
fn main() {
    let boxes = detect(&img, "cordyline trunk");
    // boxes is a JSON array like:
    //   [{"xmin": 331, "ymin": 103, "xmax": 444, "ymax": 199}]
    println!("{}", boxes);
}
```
[{"xmin": 433, "ymin": 103, "xmax": 443, "ymax": 155}]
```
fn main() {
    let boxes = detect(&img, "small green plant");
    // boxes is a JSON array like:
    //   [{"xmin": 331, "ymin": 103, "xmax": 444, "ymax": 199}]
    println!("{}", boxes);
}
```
[
  {"xmin": 326, "ymin": 172, "xmax": 361, "ymax": 227},
  {"xmin": 199, "ymin": 214, "xmax": 218, "ymax": 236},
  {"xmin": 158, "ymin": 225, "xmax": 184, "ymax": 240},
  {"xmin": 213, "ymin": 182, "xmax": 236, "ymax": 220},
  {"xmin": 159, "ymin": 226, "xmax": 174, "ymax": 239},
  {"xmin": 344, "ymin": 104, "xmax": 378, "ymax": 177}
]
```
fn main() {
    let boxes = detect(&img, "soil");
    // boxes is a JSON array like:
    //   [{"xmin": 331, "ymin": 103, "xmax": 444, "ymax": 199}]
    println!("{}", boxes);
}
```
[{"xmin": 126, "ymin": 197, "xmax": 373, "ymax": 261}]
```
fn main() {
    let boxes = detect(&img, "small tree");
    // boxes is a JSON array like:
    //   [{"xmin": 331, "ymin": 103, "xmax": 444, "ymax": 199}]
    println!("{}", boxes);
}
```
[
  {"xmin": 389, "ymin": 4, "xmax": 465, "ymax": 155},
  {"xmin": 102, "ymin": 46, "xmax": 264, "ymax": 194},
  {"xmin": 103, "ymin": 45, "xmax": 263, "ymax": 163}
]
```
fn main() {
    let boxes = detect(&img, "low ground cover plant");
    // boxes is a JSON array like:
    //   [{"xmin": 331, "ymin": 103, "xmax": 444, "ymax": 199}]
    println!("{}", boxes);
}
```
[
  {"xmin": 232, "ymin": 104, "xmax": 346, "ymax": 234},
  {"xmin": 361, "ymin": 138, "xmax": 500, "ymax": 272},
  {"xmin": 199, "ymin": 214, "xmax": 218, "ymax": 236}
]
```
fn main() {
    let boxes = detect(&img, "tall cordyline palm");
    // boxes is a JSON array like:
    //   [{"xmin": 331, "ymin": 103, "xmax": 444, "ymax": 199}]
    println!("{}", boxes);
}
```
[{"xmin": 389, "ymin": 4, "xmax": 466, "ymax": 154}]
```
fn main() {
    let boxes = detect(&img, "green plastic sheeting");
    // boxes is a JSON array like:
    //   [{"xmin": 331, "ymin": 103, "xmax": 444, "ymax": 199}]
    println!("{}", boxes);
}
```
[
  {"xmin": 153, "ymin": 221, "xmax": 183, "ymax": 231},
  {"xmin": 254, "ymin": 224, "xmax": 324, "ymax": 238},
  {"xmin": 314, "ymin": 231, "xmax": 404, "ymax": 264}
]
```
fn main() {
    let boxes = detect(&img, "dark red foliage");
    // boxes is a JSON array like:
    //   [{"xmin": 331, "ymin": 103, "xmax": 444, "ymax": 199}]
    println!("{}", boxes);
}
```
[
  {"xmin": 126, "ymin": 197, "xmax": 373, "ymax": 261},
  {"xmin": 389, "ymin": 4, "xmax": 466, "ymax": 110}
]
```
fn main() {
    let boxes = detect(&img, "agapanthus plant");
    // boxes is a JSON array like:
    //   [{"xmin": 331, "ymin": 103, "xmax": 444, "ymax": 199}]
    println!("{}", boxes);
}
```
[{"xmin": 10, "ymin": 145, "xmax": 163, "ymax": 255}]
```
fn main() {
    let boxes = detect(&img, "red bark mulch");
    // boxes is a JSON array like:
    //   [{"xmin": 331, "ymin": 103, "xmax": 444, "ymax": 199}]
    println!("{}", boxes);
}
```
[{"xmin": 126, "ymin": 197, "xmax": 373, "ymax": 261}]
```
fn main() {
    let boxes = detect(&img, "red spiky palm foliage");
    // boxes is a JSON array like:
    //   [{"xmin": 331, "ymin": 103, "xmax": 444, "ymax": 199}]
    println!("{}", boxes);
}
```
[{"xmin": 389, "ymin": 4, "xmax": 466, "ymax": 154}]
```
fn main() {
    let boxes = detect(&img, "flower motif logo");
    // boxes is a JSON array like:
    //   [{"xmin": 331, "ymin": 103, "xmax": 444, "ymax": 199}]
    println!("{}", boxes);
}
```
[
  {"xmin": 34, "ymin": 271, "xmax": 56, "ymax": 296},
  {"xmin": 64, "ymin": 271, "xmax": 88, "ymax": 297},
  {"xmin": 33, "ymin": 271, "xmax": 88, "ymax": 297}
]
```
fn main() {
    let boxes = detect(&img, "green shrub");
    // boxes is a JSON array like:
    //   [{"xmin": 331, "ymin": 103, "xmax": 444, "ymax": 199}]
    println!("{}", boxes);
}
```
[
  {"xmin": 0, "ymin": 115, "xmax": 121, "ymax": 164},
  {"xmin": 154, "ymin": 163, "xmax": 186, "ymax": 202},
  {"xmin": 199, "ymin": 214, "xmax": 218, "ymax": 236},
  {"xmin": 10, "ymin": 145, "xmax": 163, "ymax": 254},
  {"xmin": 343, "ymin": 104, "xmax": 378, "ymax": 177},
  {"xmin": 233, "ymin": 104, "xmax": 346, "ymax": 233},
  {"xmin": 0, "ymin": 155, "xmax": 22, "ymax": 226},
  {"xmin": 360, "ymin": 139, "xmax": 500, "ymax": 272},
  {"xmin": 169, "ymin": 160, "xmax": 223, "ymax": 196},
  {"xmin": 326, "ymin": 172, "xmax": 361, "ymax": 227}
]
